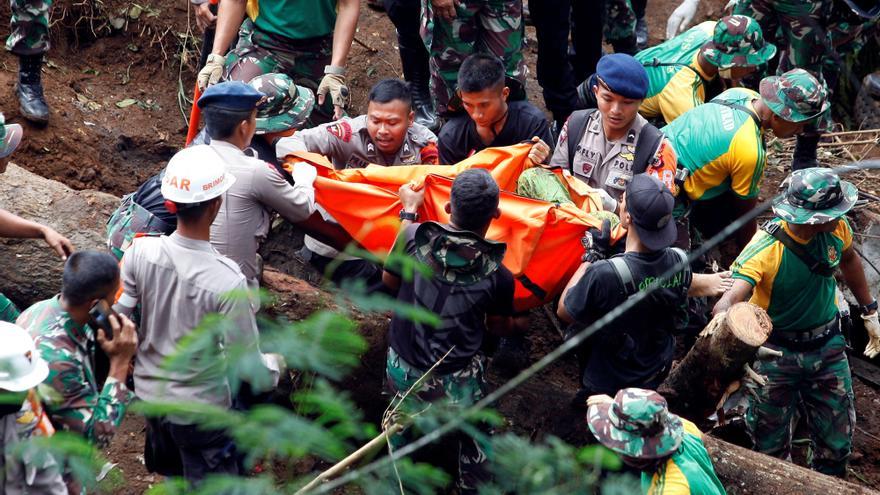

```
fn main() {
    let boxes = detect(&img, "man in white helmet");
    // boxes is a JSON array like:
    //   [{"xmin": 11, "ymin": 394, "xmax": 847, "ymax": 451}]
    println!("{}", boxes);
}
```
[
  {"xmin": 116, "ymin": 145, "xmax": 278, "ymax": 483},
  {"xmin": 0, "ymin": 322, "xmax": 66, "ymax": 495}
]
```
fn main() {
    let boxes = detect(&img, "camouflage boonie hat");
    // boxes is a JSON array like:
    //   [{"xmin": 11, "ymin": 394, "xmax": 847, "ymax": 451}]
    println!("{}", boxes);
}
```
[
  {"xmin": 248, "ymin": 73, "xmax": 315, "ymax": 134},
  {"xmin": 414, "ymin": 221, "xmax": 507, "ymax": 286},
  {"xmin": 587, "ymin": 388, "xmax": 684, "ymax": 460},
  {"xmin": 759, "ymin": 69, "xmax": 830, "ymax": 123},
  {"xmin": 703, "ymin": 15, "xmax": 776, "ymax": 70},
  {"xmin": 0, "ymin": 113, "xmax": 23, "ymax": 159},
  {"xmin": 773, "ymin": 168, "xmax": 858, "ymax": 225}
]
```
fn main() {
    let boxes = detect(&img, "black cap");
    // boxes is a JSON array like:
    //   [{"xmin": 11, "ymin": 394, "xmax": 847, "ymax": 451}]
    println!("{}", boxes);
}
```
[{"xmin": 625, "ymin": 174, "xmax": 676, "ymax": 251}]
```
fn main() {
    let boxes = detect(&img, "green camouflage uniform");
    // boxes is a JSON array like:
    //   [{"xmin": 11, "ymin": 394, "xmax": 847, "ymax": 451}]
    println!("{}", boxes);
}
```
[
  {"xmin": 5, "ymin": 0, "xmax": 51, "ymax": 56},
  {"xmin": 604, "ymin": 0, "xmax": 638, "ymax": 51},
  {"xmin": 385, "ymin": 348, "xmax": 492, "ymax": 493},
  {"xmin": 224, "ymin": 19, "xmax": 335, "ymax": 124},
  {"xmin": 16, "ymin": 296, "xmax": 134, "ymax": 448},
  {"xmin": 0, "ymin": 293, "xmax": 21, "ymax": 323},
  {"xmin": 420, "ymin": 0, "xmax": 528, "ymax": 114},
  {"xmin": 733, "ymin": 169, "xmax": 859, "ymax": 477}
]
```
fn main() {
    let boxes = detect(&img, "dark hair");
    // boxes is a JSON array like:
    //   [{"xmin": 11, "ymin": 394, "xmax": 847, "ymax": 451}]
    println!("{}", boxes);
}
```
[
  {"xmin": 203, "ymin": 106, "xmax": 254, "ymax": 140},
  {"xmin": 175, "ymin": 196, "xmax": 221, "ymax": 223},
  {"xmin": 450, "ymin": 169, "xmax": 500, "ymax": 232},
  {"xmin": 457, "ymin": 53, "xmax": 505, "ymax": 93},
  {"xmin": 368, "ymin": 79, "xmax": 412, "ymax": 108},
  {"xmin": 61, "ymin": 251, "xmax": 120, "ymax": 306}
]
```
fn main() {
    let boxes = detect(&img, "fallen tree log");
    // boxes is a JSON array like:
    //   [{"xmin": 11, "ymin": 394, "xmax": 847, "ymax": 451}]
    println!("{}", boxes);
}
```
[
  {"xmin": 0, "ymin": 163, "xmax": 119, "ymax": 306},
  {"xmin": 702, "ymin": 434, "xmax": 878, "ymax": 495},
  {"xmin": 660, "ymin": 302, "xmax": 772, "ymax": 419}
]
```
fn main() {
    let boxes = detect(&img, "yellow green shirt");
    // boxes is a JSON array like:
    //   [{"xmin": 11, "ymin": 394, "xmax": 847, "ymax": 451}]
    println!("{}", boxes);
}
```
[
  {"xmin": 661, "ymin": 88, "xmax": 765, "ymax": 202},
  {"xmin": 643, "ymin": 419, "xmax": 727, "ymax": 495},
  {"xmin": 637, "ymin": 21, "xmax": 716, "ymax": 125},
  {"xmin": 731, "ymin": 218, "xmax": 852, "ymax": 331}
]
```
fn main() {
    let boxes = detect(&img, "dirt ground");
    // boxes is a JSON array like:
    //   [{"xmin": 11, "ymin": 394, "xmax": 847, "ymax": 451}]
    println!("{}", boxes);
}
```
[{"xmin": 1, "ymin": 0, "xmax": 879, "ymax": 492}]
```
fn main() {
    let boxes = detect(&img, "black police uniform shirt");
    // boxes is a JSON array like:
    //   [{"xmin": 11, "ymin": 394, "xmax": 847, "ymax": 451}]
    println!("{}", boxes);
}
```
[
  {"xmin": 563, "ymin": 249, "xmax": 692, "ymax": 394},
  {"xmin": 438, "ymin": 100, "xmax": 554, "ymax": 164},
  {"xmin": 387, "ymin": 224, "xmax": 515, "ymax": 374}
]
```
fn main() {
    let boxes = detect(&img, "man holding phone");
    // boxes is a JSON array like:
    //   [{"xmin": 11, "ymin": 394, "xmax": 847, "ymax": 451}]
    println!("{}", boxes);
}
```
[{"xmin": 16, "ymin": 251, "xmax": 137, "ymax": 454}]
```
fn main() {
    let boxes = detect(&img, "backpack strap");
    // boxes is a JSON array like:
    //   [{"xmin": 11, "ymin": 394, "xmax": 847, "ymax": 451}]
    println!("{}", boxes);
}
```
[
  {"xmin": 270, "ymin": 161, "xmax": 296, "ymax": 187},
  {"xmin": 763, "ymin": 222, "xmax": 836, "ymax": 277},
  {"xmin": 709, "ymin": 100, "xmax": 761, "ymax": 128},
  {"xmin": 565, "ymin": 109, "xmax": 598, "ymax": 172},
  {"xmin": 608, "ymin": 256, "xmax": 638, "ymax": 299},
  {"xmin": 642, "ymin": 58, "xmax": 710, "ymax": 86},
  {"xmin": 632, "ymin": 122, "xmax": 664, "ymax": 175}
]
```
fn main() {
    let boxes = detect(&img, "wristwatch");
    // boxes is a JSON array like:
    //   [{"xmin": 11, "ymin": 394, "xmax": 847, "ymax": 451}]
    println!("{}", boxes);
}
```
[
  {"xmin": 861, "ymin": 299, "xmax": 878, "ymax": 315},
  {"xmin": 399, "ymin": 209, "xmax": 418, "ymax": 222}
]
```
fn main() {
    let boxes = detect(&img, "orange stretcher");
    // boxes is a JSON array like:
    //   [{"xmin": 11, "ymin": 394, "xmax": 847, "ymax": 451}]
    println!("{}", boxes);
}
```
[{"xmin": 283, "ymin": 143, "xmax": 625, "ymax": 311}]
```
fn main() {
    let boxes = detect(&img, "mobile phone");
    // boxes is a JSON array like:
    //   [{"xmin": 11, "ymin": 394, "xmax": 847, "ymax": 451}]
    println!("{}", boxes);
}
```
[{"xmin": 88, "ymin": 300, "xmax": 117, "ymax": 340}]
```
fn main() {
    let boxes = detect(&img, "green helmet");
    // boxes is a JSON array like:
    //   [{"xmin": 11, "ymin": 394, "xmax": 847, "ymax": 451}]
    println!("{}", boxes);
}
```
[
  {"xmin": 0, "ymin": 113, "xmax": 22, "ymax": 159},
  {"xmin": 703, "ymin": 15, "xmax": 776, "ymax": 70},
  {"xmin": 773, "ymin": 168, "xmax": 858, "ymax": 225},
  {"xmin": 759, "ymin": 68, "xmax": 830, "ymax": 123},
  {"xmin": 413, "ymin": 221, "xmax": 507, "ymax": 286},
  {"xmin": 248, "ymin": 73, "xmax": 315, "ymax": 134},
  {"xmin": 587, "ymin": 388, "xmax": 684, "ymax": 460}
]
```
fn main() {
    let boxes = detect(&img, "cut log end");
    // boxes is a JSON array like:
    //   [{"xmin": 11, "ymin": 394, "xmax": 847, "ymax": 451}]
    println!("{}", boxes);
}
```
[{"xmin": 726, "ymin": 302, "xmax": 773, "ymax": 347}]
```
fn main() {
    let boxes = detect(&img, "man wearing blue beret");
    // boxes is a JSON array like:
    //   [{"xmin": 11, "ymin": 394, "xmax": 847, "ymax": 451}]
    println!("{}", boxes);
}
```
[
  {"xmin": 547, "ymin": 54, "xmax": 678, "ymax": 213},
  {"xmin": 197, "ymin": 81, "xmax": 318, "ymax": 291}
]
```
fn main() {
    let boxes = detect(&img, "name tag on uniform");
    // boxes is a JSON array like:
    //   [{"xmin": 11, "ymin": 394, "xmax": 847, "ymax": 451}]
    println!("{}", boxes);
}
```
[{"xmin": 604, "ymin": 156, "xmax": 634, "ymax": 191}]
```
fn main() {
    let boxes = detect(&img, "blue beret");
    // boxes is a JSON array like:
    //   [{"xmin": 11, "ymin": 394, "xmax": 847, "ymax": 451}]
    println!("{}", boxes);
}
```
[
  {"xmin": 595, "ymin": 53, "xmax": 649, "ymax": 100},
  {"xmin": 197, "ymin": 81, "xmax": 264, "ymax": 110}
]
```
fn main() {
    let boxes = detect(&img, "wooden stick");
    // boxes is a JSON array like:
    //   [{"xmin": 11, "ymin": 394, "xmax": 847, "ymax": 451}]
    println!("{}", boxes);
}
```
[
  {"xmin": 353, "ymin": 36, "xmax": 379, "ymax": 53},
  {"xmin": 824, "ymin": 129, "xmax": 880, "ymax": 138},
  {"xmin": 818, "ymin": 139, "xmax": 879, "ymax": 147},
  {"xmin": 295, "ymin": 422, "xmax": 405, "ymax": 494},
  {"xmin": 833, "ymin": 135, "xmax": 860, "ymax": 163}
]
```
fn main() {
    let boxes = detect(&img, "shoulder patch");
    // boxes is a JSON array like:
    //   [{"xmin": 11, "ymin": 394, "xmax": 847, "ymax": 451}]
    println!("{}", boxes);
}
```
[{"xmin": 326, "ymin": 121, "xmax": 353, "ymax": 142}]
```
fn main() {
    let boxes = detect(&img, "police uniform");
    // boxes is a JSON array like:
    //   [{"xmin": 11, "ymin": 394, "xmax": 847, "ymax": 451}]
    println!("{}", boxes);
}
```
[
  {"xmin": 278, "ymin": 115, "xmax": 439, "ymax": 284},
  {"xmin": 550, "ymin": 111, "xmax": 662, "ymax": 208},
  {"xmin": 209, "ymin": 139, "xmax": 316, "ymax": 285},
  {"xmin": 276, "ymin": 115, "xmax": 439, "ymax": 169},
  {"xmin": 119, "ymin": 232, "xmax": 260, "ymax": 410}
]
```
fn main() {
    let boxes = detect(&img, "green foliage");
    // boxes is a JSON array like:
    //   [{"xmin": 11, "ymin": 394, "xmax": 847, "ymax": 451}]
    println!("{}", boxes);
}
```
[
  {"xmin": 146, "ymin": 474, "xmax": 278, "ymax": 495},
  {"xmin": 480, "ymin": 434, "xmax": 635, "ymax": 495},
  {"xmin": 14, "ymin": 432, "xmax": 122, "ymax": 493}
]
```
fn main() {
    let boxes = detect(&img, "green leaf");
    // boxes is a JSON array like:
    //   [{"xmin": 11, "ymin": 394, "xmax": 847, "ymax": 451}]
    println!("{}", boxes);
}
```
[{"xmin": 115, "ymin": 98, "xmax": 138, "ymax": 108}]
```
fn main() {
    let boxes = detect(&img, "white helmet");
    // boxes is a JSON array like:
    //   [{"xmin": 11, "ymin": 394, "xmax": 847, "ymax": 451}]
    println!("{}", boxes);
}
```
[
  {"xmin": 161, "ymin": 145, "xmax": 236, "ymax": 204},
  {"xmin": 0, "ymin": 321, "xmax": 49, "ymax": 392}
]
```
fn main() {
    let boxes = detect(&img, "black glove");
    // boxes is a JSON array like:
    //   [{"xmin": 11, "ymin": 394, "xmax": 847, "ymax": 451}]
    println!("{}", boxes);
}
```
[{"xmin": 581, "ymin": 219, "xmax": 613, "ymax": 263}]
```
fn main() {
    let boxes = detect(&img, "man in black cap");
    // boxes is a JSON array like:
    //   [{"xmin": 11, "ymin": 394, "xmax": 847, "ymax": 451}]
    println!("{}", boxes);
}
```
[{"xmin": 557, "ymin": 174, "xmax": 729, "ymax": 404}]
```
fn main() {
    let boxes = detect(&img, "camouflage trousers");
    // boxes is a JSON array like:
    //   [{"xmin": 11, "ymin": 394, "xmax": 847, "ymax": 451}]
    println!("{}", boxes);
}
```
[
  {"xmin": 223, "ymin": 20, "xmax": 334, "ymax": 125},
  {"xmin": 6, "ymin": 0, "xmax": 51, "ymax": 56},
  {"xmin": 385, "ymin": 348, "xmax": 492, "ymax": 493},
  {"xmin": 746, "ymin": 334, "xmax": 855, "ymax": 477},
  {"xmin": 106, "ymin": 194, "xmax": 173, "ymax": 260},
  {"xmin": 420, "ymin": 0, "xmax": 527, "ymax": 115},
  {"xmin": 603, "ymin": 0, "xmax": 637, "ymax": 48},
  {"xmin": 0, "ymin": 292, "xmax": 21, "ymax": 323}
]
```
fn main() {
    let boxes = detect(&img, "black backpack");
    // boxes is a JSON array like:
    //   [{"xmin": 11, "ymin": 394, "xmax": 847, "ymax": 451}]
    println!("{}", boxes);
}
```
[{"xmin": 564, "ymin": 109, "xmax": 665, "ymax": 177}]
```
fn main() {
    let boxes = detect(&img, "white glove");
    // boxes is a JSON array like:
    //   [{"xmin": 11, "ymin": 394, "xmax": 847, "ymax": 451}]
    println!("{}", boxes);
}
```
[
  {"xmin": 665, "ymin": 0, "xmax": 700, "ymax": 39},
  {"xmin": 291, "ymin": 162, "xmax": 317, "ymax": 187},
  {"xmin": 197, "ymin": 53, "xmax": 226, "ymax": 90},
  {"xmin": 862, "ymin": 312, "xmax": 880, "ymax": 359},
  {"xmin": 724, "ymin": 0, "xmax": 738, "ymax": 11},
  {"xmin": 586, "ymin": 394, "xmax": 613, "ymax": 409}
]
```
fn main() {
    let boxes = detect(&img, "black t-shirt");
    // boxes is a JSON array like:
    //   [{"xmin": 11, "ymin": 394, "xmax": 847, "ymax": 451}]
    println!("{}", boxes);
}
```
[
  {"xmin": 387, "ymin": 224, "xmax": 515, "ymax": 374},
  {"xmin": 438, "ymin": 100, "xmax": 554, "ymax": 164},
  {"xmin": 563, "ymin": 249, "xmax": 692, "ymax": 394}
]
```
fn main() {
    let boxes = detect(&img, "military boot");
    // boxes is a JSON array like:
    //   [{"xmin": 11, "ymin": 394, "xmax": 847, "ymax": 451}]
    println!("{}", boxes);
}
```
[
  {"xmin": 398, "ymin": 31, "xmax": 440, "ymax": 132},
  {"xmin": 17, "ymin": 55, "xmax": 49, "ymax": 125},
  {"xmin": 792, "ymin": 133, "xmax": 820, "ymax": 171}
]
